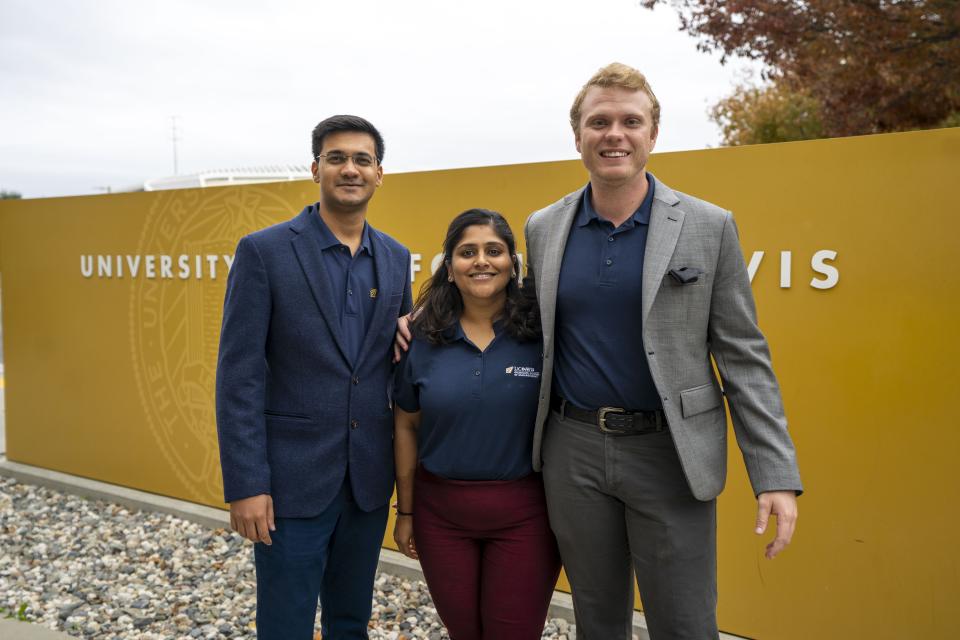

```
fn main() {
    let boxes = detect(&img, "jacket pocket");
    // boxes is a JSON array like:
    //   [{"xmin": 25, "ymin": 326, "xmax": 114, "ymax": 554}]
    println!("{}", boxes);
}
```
[
  {"xmin": 264, "ymin": 410, "xmax": 314, "ymax": 422},
  {"xmin": 679, "ymin": 383, "xmax": 723, "ymax": 418}
]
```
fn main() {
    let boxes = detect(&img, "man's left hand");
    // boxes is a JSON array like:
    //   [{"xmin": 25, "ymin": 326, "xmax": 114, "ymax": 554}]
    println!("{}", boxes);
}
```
[{"xmin": 755, "ymin": 490, "xmax": 798, "ymax": 559}]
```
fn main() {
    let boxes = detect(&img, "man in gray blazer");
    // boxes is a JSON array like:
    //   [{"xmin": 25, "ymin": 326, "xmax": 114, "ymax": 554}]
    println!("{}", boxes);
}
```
[{"xmin": 524, "ymin": 63, "xmax": 802, "ymax": 639}]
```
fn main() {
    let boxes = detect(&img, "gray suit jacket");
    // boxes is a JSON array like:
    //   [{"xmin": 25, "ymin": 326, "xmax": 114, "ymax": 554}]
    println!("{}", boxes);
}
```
[{"xmin": 524, "ymin": 176, "xmax": 802, "ymax": 501}]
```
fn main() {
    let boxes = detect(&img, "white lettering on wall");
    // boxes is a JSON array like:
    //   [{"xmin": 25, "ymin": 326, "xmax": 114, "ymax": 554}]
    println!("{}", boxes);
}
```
[
  {"xmin": 160, "ymin": 255, "xmax": 173, "ymax": 279},
  {"xmin": 430, "ymin": 252, "xmax": 444, "ymax": 275},
  {"xmin": 410, "ymin": 253, "xmax": 422, "ymax": 282},
  {"xmin": 746, "ymin": 249, "xmax": 839, "ymax": 290},
  {"xmin": 205, "ymin": 255, "xmax": 219, "ymax": 278},
  {"xmin": 79, "ymin": 250, "xmax": 839, "ymax": 289},
  {"xmin": 747, "ymin": 251, "xmax": 764, "ymax": 282},
  {"xmin": 780, "ymin": 251, "xmax": 792, "ymax": 289},
  {"xmin": 811, "ymin": 250, "xmax": 839, "ymax": 289},
  {"xmin": 79, "ymin": 255, "xmax": 235, "ymax": 280},
  {"xmin": 178, "ymin": 255, "xmax": 190, "ymax": 279},
  {"xmin": 97, "ymin": 255, "xmax": 112, "ymax": 278},
  {"xmin": 81, "ymin": 255, "xmax": 94, "ymax": 278}
]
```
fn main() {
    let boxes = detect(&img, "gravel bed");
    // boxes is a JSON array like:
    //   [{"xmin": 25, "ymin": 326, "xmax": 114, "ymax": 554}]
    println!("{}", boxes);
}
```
[{"xmin": 0, "ymin": 476, "xmax": 577, "ymax": 639}]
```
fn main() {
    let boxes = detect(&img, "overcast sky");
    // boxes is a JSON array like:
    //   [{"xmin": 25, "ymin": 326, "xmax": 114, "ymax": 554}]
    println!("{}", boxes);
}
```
[{"xmin": 0, "ymin": 0, "xmax": 761, "ymax": 199}]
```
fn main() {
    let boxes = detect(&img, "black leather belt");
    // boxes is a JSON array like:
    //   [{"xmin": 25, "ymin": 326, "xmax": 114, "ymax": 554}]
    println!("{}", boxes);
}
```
[{"xmin": 551, "ymin": 395, "xmax": 666, "ymax": 435}]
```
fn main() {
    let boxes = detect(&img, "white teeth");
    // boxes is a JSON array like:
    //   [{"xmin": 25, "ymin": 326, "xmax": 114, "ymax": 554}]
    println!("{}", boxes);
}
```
[{"xmin": 601, "ymin": 151, "xmax": 627, "ymax": 157}]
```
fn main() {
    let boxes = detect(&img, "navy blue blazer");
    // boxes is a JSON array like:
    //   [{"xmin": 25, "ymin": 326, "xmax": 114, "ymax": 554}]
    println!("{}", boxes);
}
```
[{"xmin": 215, "ymin": 205, "xmax": 412, "ymax": 517}]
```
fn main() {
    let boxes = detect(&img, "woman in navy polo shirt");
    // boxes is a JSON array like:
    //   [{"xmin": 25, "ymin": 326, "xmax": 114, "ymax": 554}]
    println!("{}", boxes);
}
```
[{"xmin": 393, "ymin": 209, "xmax": 561, "ymax": 640}]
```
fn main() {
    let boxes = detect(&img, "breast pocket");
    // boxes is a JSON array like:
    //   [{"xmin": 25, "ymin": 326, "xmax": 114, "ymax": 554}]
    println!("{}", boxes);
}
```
[{"xmin": 657, "ymin": 268, "xmax": 709, "ymax": 327}]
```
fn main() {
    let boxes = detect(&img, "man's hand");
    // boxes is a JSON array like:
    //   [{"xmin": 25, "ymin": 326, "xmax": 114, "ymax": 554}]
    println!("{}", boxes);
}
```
[
  {"xmin": 755, "ymin": 490, "xmax": 798, "ymax": 559},
  {"xmin": 392, "ymin": 313, "xmax": 413, "ymax": 363},
  {"xmin": 393, "ymin": 515, "xmax": 418, "ymax": 559},
  {"xmin": 230, "ymin": 494, "xmax": 275, "ymax": 545}
]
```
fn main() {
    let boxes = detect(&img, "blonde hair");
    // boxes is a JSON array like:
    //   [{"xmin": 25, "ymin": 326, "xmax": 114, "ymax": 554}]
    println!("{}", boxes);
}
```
[{"xmin": 570, "ymin": 62, "xmax": 660, "ymax": 135}]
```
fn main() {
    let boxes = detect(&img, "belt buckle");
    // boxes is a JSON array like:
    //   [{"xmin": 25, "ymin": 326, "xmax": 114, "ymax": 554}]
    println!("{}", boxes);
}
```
[{"xmin": 597, "ymin": 406, "xmax": 628, "ymax": 434}]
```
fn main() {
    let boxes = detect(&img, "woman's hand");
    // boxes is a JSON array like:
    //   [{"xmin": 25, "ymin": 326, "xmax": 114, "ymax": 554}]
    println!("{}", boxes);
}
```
[{"xmin": 393, "ymin": 515, "xmax": 418, "ymax": 560}]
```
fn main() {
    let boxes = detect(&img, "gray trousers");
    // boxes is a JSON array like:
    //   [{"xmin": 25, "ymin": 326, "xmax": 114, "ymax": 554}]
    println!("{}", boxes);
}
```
[{"xmin": 542, "ymin": 411, "xmax": 719, "ymax": 640}]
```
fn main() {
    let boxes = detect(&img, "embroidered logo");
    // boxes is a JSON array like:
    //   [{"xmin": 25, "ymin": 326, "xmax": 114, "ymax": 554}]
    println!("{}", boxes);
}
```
[{"xmin": 506, "ymin": 366, "xmax": 540, "ymax": 379}]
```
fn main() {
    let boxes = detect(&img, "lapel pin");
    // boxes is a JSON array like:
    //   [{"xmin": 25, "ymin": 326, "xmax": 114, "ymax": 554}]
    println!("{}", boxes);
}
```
[{"xmin": 369, "ymin": 288, "xmax": 378, "ymax": 299}]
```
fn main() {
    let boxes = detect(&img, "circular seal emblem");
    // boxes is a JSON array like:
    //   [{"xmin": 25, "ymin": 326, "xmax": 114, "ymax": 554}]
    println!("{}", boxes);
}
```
[{"xmin": 130, "ymin": 186, "xmax": 301, "ymax": 504}]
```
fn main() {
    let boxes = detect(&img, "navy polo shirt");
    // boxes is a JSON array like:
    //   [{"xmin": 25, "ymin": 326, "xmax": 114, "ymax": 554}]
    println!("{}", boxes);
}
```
[
  {"xmin": 553, "ymin": 174, "xmax": 661, "ymax": 411},
  {"xmin": 393, "ymin": 323, "xmax": 542, "ymax": 480},
  {"xmin": 310, "ymin": 209, "xmax": 378, "ymax": 364}
]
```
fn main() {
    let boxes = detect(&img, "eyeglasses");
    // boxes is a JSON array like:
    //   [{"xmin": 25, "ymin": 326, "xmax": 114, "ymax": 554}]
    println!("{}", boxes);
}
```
[{"xmin": 316, "ymin": 152, "xmax": 377, "ymax": 168}]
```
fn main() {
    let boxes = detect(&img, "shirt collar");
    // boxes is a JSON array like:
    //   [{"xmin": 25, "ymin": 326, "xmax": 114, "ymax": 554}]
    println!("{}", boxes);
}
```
[
  {"xmin": 577, "ymin": 172, "xmax": 656, "ymax": 229},
  {"xmin": 311, "ymin": 203, "xmax": 375, "ymax": 255},
  {"xmin": 444, "ymin": 318, "xmax": 506, "ymax": 344}
]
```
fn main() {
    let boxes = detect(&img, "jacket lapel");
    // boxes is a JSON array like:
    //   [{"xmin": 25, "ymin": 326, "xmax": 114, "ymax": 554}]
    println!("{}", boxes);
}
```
[
  {"xmin": 538, "ymin": 189, "xmax": 583, "ymax": 344},
  {"xmin": 642, "ymin": 178, "xmax": 684, "ymax": 324},
  {"xmin": 354, "ymin": 230, "xmax": 393, "ymax": 366},
  {"xmin": 289, "ymin": 208, "xmax": 352, "ymax": 365}
]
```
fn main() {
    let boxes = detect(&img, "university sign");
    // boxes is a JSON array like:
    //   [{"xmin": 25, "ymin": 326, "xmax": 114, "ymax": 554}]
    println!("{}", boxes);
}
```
[
  {"xmin": 1, "ymin": 129, "xmax": 957, "ymax": 639},
  {"xmin": 80, "ymin": 247, "xmax": 841, "ymax": 288}
]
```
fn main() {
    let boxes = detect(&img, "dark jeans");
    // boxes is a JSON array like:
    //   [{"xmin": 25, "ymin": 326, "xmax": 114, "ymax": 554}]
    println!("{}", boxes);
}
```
[{"xmin": 253, "ymin": 479, "xmax": 388, "ymax": 640}]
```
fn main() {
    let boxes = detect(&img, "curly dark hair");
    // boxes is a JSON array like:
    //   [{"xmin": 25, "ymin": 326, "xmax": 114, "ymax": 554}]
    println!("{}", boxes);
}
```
[{"xmin": 412, "ymin": 209, "xmax": 540, "ymax": 345}]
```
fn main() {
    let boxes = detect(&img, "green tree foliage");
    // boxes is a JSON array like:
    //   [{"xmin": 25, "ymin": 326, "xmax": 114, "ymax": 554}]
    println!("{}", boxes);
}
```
[
  {"xmin": 0, "ymin": 190, "xmax": 23, "ymax": 199},
  {"xmin": 642, "ymin": 0, "xmax": 960, "ymax": 142},
  {"xmin": 711, "ymin": 82, "xmax": 823, "ymax": 145}
]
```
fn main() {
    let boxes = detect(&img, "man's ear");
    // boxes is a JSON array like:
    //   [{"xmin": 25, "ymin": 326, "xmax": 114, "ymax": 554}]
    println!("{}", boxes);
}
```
[
  {"xmin": 311, "ymin": 160, "xmax": 320, "ymax": 183},
  {"xmin": 375, "ymin": 164, "xmax": 383, "ymax": 187},
  {"xmin": 575, "ymin": 134, "xmax": 581, "ymax": 154}
]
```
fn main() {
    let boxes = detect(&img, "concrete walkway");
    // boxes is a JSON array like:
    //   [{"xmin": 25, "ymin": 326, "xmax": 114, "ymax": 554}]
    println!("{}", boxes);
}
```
[{"xmin": 0, "ymin": 618, "xmax": 72, "ymax": 640}]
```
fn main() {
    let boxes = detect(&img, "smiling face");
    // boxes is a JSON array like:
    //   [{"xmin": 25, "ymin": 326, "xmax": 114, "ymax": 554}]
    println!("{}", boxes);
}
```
[
  {"xmin": 447, "ymin": 223, "xmax": 515, "ymax": 308},
  {"xmin": 575, "ymin": 85, "xmax": 658, "ymax": 189},
  {"xmin": 311, "ymin": 131, "xmax": 383, "ymax": 215}
]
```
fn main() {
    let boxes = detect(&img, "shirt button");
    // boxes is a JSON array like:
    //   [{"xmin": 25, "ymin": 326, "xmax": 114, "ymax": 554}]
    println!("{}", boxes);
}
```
[
  {"xmin": 608, "ymin": 236, "xmax": 614, "ymax": 242},
  {"xmin": 606, "ymin": 259, "xmax": 613, "ymax": 266},
  {"xmin": 353, "ymin": 376, "xmax": 360, "ymax": 385},
  {"xmin": 351, "ymin": 419, "xmax": 359, "ymax": 429},
  {"xmin": 347, "ymin": 289, "xmax": 353, "ymax": 295},
  {"xmin": 474, "ymin": 370, "xmax": 481, "ymax": 376}
]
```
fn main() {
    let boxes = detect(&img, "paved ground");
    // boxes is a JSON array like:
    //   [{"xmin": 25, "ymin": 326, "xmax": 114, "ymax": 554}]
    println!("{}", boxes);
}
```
[
  {"xmin": 0, "ymin": 618, "xmax": 72, "ymax": 640},
  {"xmin": 1, "ymin": 363, "xmax": 6, "ymax": 456}
]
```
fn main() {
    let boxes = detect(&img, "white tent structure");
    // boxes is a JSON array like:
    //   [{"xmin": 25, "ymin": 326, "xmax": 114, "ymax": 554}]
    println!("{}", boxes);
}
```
[{"xmin": 144, "ymin": 165, "xmax": 311, "ymax": 191}]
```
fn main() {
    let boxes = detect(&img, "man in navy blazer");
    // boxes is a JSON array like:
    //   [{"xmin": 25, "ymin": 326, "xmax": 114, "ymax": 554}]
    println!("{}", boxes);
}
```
[{"xmin": 216, "ymin": 115, "xmax": 412, "ymax": 639}]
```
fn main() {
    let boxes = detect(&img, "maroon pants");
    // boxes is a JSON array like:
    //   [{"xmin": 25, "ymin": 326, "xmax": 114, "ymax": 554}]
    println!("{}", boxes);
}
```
[{"xmin": 413, "ymin": 467, "xmax": 562, "ymax": 640}]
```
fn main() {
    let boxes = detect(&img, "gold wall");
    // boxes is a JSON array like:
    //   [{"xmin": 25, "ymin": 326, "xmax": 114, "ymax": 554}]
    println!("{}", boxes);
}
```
[{"xmin": 1, "ymin": 128, "xmax": 958, "ymax": 639}]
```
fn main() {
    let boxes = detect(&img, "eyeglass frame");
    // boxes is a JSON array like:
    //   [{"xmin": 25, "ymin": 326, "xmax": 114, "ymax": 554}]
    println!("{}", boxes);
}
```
[{"xmin": 315, "ymin": 152, "xmax": 379, "ymax": 168}]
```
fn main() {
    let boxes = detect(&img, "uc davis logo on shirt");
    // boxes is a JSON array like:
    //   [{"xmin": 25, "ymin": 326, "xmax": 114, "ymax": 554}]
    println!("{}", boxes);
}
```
[{"xmin": 505, "ymin": 366, "xmax": 540, "ymax": 379}]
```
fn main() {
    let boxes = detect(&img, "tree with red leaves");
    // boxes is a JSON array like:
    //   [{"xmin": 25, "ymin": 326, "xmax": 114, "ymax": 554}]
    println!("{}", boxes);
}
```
[{"xmin": 643, "ymin": 0, "xmax": 960, "ymax": 142}]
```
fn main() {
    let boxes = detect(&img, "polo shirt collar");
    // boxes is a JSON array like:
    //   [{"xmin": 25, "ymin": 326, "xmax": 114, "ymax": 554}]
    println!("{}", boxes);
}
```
[
  {"xmin": 578, "ymin": 172, "xmax": 656, "ymax": 228},
  {"xmin": 444, "ymin": 318, "xmax": 506, "ymax": 344},
  {"xmin": 311, "ymin": 203, "xmax": 375, "ymax": 255}
]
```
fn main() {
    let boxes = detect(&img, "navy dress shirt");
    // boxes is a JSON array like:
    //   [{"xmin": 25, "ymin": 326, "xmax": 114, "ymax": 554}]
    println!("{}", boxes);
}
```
[
  {"xmin": 553, "ymin": 174, "xmax": 661, "ymax": 411},
  {"xmin": 394, "ymin": 322, "xmax": 542, "ymax": 480},
  {"xmin": 310, "ymin": 209, "xmax": 378, "ymax": 364}
]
